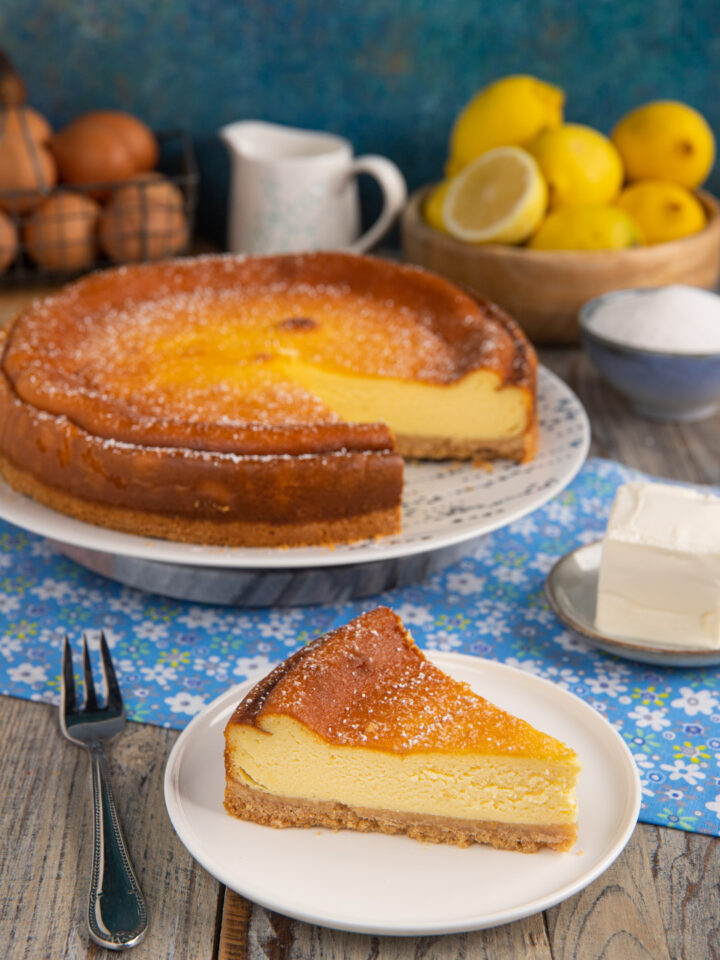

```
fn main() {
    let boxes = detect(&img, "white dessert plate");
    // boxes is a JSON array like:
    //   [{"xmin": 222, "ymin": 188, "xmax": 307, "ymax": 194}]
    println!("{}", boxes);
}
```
[
  {"xmin": 546, "ymin": 541, "xmax": 720, "ymax": 667},
  {"xmin": 0, "ymin": 366, "xmax": 589, "ymax": 570},
  {"xmin": 164, "ymin": 651, "xmax": 640, "ymax": 936}
]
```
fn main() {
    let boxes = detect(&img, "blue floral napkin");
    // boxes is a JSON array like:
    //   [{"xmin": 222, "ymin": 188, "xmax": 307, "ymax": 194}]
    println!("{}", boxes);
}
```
[{"xmin": 2, "ymin": 457, "xmax": 719, "ymax": 836}]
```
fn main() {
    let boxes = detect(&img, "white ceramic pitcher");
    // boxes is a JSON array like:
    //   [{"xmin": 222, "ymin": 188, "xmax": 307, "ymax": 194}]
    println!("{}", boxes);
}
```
[{"xmin": 219, "ymin": 120, "xmax": 407, "ymax": 255}]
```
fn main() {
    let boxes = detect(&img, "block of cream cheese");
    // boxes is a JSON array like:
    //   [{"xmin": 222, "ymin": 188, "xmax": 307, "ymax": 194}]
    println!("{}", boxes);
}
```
[{"xmin": 595, "ymin": 482, "xmax": 720, "ymax": 649}]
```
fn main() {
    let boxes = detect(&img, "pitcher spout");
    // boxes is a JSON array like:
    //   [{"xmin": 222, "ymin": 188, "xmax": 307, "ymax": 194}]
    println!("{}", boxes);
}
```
[
  {"xmin": 218, "ymin": 120, "xmax": 348, "ymax": 164},
  {"xmin": 218, "ymin": 120, "xmax": 257, "ymax": 158}
]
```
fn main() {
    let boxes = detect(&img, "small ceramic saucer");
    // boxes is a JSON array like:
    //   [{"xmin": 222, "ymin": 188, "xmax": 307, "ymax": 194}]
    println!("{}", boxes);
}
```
[{"xmin": 545, "ymin": 541, "xmax": 720, "ymax": 668}]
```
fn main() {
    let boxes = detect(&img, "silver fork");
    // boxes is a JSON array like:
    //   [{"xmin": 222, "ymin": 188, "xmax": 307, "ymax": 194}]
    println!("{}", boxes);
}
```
[{"xmin": 61, "ymin": 632, "xmax": 148, "ymax": 951}]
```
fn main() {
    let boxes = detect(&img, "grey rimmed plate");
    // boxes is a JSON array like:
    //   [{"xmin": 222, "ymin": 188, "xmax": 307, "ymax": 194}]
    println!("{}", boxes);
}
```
[{"xmin": 546, "ymin": 541, "xmax": 720, "ymax": 667}]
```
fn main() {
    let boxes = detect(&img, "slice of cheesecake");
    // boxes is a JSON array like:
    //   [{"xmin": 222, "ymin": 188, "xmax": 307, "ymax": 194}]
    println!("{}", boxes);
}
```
[{"xmin": 224, "ymin": 607, "xmax": 580, "ymax": 852}]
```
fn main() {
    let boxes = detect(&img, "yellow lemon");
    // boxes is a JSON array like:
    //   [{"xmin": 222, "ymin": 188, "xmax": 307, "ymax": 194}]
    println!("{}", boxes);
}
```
[
  {"xmin": 616, "ymin": 180, "xmax": 706, "ymax": 244},
  {"xmin": 443, "ymin": 146, "xmax": 548, "ymax": 244},
  {"xmin": 612, "ymin": 101, "xmax": 715, "ymax": 189},
  {"xmin": 527, "ymin": 124, "xmax": 624, "ymax": 208},
  {"xmin": 528, "ymin": 206, "xmax": 642, "ymax": 251},
  {"xmin": 447, "ymin": 75, "xmax": 564, "ymax": 177},
  {"xmin": 423, "ymin": 181, "xmax": 450, "ymax": 233}
]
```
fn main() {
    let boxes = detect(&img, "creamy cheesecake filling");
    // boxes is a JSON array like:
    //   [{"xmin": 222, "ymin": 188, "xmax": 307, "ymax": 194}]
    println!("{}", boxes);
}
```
[
  {"xmin": 113, "ymin": 349, "xmax": 531, "ymax": 442},
  {"xmin": 282, "ymin": 362, "xmax": 531, "ymax": 441},
  {"xmin": 226, "ymin": 715, "xmax": 579, "ymax": 827}
]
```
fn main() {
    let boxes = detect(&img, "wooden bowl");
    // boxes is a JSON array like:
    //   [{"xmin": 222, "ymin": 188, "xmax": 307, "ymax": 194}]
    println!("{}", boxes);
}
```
[{"xmin": 401, "ymin": 187, "xmax": 720, "ymax": 343}]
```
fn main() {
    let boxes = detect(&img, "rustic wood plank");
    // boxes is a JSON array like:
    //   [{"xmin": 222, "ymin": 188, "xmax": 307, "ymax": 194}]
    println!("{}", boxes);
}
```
[
  {"xmin": 545, "ymin": 826, "xmax": 671, "ymax": 960},
  {"xmin": 227, "ymin": 898, "xmax": 551, "ymax": 960},
  {"xmin": 0, "ymin": 697, "xmax": 221, "ymax": 960},
  {"xmin": 217, "ymin": 889, "xmax": 251, "ymax": 960},
  {"xmin": 643, "ymin": 823, "xmax": 720, "ymax": 960},
  {"xmin": 541, "ymin": 347, "xmax": 720, "ymax": 484},
  {"xmin": 677, "ymin": 414, "xmax": 720, "ymax": 485}
]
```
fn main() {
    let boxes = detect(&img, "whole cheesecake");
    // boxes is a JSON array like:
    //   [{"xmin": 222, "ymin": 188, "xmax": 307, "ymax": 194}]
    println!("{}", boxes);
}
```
[
  {"xmin": 0, "ymin": 253, "xmax": 537, "ymax": 547},
  {"xmin": 225, "ymin": 607, "xmax": 580, "ymax": 852}
]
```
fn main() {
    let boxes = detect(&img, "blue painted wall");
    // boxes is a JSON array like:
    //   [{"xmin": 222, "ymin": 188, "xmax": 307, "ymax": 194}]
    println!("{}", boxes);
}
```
[{"xmin": 2, "ymin": 0, "xmax": 718, "ymax": 243}]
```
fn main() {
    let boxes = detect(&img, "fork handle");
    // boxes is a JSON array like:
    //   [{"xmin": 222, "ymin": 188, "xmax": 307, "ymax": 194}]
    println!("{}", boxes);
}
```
[{"xmin": 87, "ymin": 743, "xmax": 148, "ymax": 950}]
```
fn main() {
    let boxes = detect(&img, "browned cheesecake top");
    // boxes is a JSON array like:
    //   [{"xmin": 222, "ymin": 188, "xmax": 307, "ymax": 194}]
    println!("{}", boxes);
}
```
[
  {"xmin": 228, "ymin": 606, "xmax": 576, "ymax": 760},
  {"xmin": 1, "ymin": 253, "xmax": 535, "ymax": 456}
]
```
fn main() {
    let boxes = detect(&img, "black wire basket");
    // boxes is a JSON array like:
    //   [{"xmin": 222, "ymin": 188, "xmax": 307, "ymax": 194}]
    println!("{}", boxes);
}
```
[{"xmin": 0, "ymin": 123, "xmax": 198, "ymax": 285}]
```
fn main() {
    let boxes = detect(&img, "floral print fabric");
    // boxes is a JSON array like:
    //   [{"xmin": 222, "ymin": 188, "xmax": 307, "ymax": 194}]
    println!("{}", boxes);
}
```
[{"xmin": 1, "ymin": 457, "xmax": 719, "ymax": 836}]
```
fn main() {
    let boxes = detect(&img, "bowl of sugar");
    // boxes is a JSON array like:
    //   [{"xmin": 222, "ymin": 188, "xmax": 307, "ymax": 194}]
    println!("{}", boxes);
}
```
[{"xmin": 579, "ymin": 285, "xmax": 720, "ymax": 421}]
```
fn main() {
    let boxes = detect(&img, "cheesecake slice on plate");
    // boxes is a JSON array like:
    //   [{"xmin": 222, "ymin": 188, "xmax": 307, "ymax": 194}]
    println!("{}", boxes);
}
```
[{"xmin": 224, "ymin": 607, "xmax": 580, "ymax": 852}]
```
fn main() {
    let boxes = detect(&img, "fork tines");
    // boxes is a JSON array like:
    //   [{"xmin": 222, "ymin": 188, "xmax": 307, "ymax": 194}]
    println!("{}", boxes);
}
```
[
  {"xmin": 81, "ymin": 638, "xmax": 98, "ymax": 711},
  {"xmin": 62, "ymin": 631, "xmax": 122, "ymax": 712},
  {"xmin": 61, "ymin": 635, "xmax": 76, "ymax": 715}
]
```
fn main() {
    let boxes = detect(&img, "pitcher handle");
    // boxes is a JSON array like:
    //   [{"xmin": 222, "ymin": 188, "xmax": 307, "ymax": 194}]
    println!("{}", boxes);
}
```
[{"xmin": 346, "ymin": 155, "xmax": 407, "ymax": 253}]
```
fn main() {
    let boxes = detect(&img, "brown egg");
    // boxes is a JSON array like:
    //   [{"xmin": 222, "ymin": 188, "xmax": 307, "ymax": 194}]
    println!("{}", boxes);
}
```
[
  {"xmin": 50, "ymin": 111, "xmax": 158, "ymax": 194},
  {"xmin": 76, "ymin": 111, "xmax": 158, "ymax": 172},
  {"xmin": 50, "ymin": 123, "xmax": 138, "ymax": 195},
  {"xmin": 0, "ymin": 210, "xmax": 18, "ymax": 273},
  {"xmin": 0, "ymin": 122, "xmax": 57, "ymax": 214},
  {"xmin": 3, "ymin": 106, "xmax": 53, "ymax": 144},
  {"xmin": 112, "ymin": 174, "xmax": 184, "ymax": 210},
  {"xmin": 24, "ymin": 191, "xmax": 100, "ymax": 271},
  {"xmin": 99, "ymin": 176, "xmax": 187, "ymax": 262}
]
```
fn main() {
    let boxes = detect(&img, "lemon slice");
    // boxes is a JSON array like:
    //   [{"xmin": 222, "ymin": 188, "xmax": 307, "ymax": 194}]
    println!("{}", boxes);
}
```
[{"xmin": 442, "ymin": 147, "xmax": 548, "ymax": 244}]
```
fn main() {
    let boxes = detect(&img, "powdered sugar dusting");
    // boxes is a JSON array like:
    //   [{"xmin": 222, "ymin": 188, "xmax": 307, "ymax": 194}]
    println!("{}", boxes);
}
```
[
  {"xmin": 248, "ymin": 607, "xmax": 572, "ymax": 759},
  {"xmin": 10, "ymin": 281, "xmax": 463, "ymax": 427},
  {"xmin": 5, "ymin": 253, "xmax": 519, "ymax": 436}
]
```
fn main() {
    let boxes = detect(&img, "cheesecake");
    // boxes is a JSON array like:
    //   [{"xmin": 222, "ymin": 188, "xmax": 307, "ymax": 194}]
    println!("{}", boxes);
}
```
[
  {"xmin": 0, "ymin": 252, "xmax": 537, "ymax": 547},
  {"xmin": 224, "ymin": 607, "xmax": 580, "ymax": 852}
]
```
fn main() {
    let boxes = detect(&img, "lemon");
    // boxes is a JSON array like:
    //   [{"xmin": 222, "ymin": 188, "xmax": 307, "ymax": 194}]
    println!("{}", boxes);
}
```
[
  {"xmin": 616, "ymin": 180, "xmax": 706, "ymax": 244},
  {"xmin": 423, "ymin": 181, "xmax": 450, "ymax": 233},
  {"xmin": 612, "ymin": 101, "xmax": 715, "ymax": 189},
  {"xmin": 447, "ymin": 75, "xmax": 564, "ymax": 177},
  {"xmin": 442, "ymin": 147, "xmax": 547, "ymax": 244},
  {"xmin": 528, "ymin": 206, "xmax": 641, "ymax": 251},
  {"xmin": 527, "ymin": 124, "xmax": 624, "ymax": 208}
]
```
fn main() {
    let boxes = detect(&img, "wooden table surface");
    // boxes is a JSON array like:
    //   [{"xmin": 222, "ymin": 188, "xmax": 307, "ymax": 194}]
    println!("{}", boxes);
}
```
[{"xmin": 1, "ymin": 283, "xmax": 719, "ymax": 960}]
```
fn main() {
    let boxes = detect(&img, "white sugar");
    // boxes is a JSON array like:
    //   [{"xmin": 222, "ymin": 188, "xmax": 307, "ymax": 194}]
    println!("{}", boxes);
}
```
[{"xmin": 585, "ymin": 285, "xmax": 720, "ymax": 353}]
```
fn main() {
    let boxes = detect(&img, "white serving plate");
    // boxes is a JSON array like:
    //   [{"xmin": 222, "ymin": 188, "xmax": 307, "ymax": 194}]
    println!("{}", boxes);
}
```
[{"xmin": 164, "ymin": 652, "xmax": 640, "ymax": 936}]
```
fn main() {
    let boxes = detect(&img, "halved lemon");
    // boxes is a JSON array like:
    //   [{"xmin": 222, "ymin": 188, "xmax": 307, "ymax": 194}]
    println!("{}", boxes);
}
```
[{"xmin": 442, "ymin": 147, "xmax": 548, "ymax": 244}]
